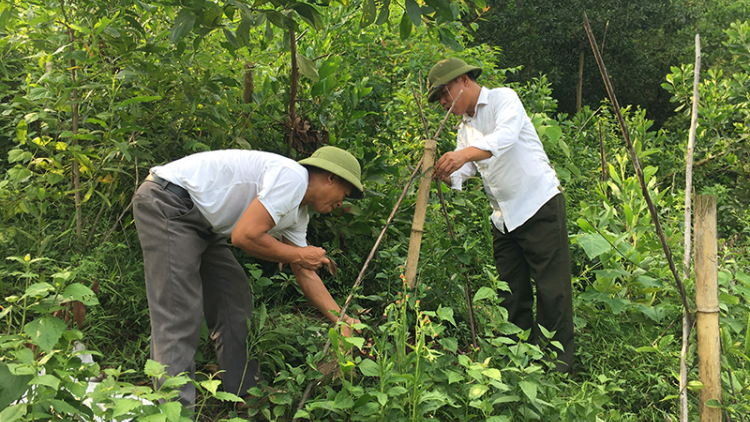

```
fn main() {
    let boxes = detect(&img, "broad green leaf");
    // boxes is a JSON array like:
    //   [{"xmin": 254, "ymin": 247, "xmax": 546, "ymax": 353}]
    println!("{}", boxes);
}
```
[
  {"xmin": 399, "ymin": 11, "xmax": 412, "ymax": 39},
  {"xmin": 481, "ymin": 368, "xmax": 502, "ymax": 380},
  {"xmin": 436, "ymin": 305, "xmax": 456, "ymax": 326},
  {"xmin": 0, "ymin": 363, "xmax": 32, "ymax": 409},
  {"xmin": 144, "ymin": 359, "xmax": 166, "ymax": 378},
  {"xmin": 405, "ymin": 0, "xmax": 421, "ymax": 27},
  {"xmin": 161, "ymin": 376, "xmax": 189, "ymax": 390},
  {"xmin": 8, "ymin": 149, "xmax": 32, "ymax": 163},
  {"xmin": 48, "ymin": 399, "xmax": 80, "ymax": 416},
  {"xmin": 473, "ymin": 0, "xmax": 487, "ymax": 9},
  {"xmin": 425, "ymin": 0, "xmax": 455, "ymax": 21},
  {"xmin": 519, "ymin": 380, "xmax": 537, "ymax": 401},
  {"xmin": 375, "ymin": 0, "xmax": 391, "ymax": 25},
  {"xmin": 358, "ymin": 359, "xmax": 380, "ymax": 376},
  {"xmin": 545, "ymin": 125, "xmax": 563, "ymax": 143},
  {"xmin": 439, "ymin": 337, "xmax": 458, "ymax": 353},
  {"xmin": 112, "ymin": 398, "xmax": 144, "ymax": 418},
  {"xmin": 16, "ymin": 120, "xmax": 28, "ymax": 142},
  {"xmin": 264, "ymin": 19, "xmax": 273, "ymax": 41},
  {"xmin": 8, "ymin": 166, "xmax": 31, "ymax": 183},
  {"xmin": 388, "ymin": 386, "xmax": 407, "ymax": 396},
  {"xmin": 473, "ymin": 286, "xmax": 496, "ymax": 302},
  {"xmin": 223, "ymin": 28, "xmax": 240, "ymax": 49},
  {"xmin": 468, "ymin": 384, "xmax": 489, "ymax": 400},
  {"xmin": 577, "ymin": 233, "xmax": 611, "ymax": 259},
  {"xmin": 342, "ymin": 335, "xmax": 365, "ymax": 350},
  {"xmin": 720, "ymin": 292, "xmax": 739, "ymax": 306},
  {"xmin": 360, "ymin": 0, "xmax": 377, "ymax": 28},
  {"xmin": 24, "ymin": 316, "xmax": 66, "ymax": 353},
  {"xmin": 169, "ymin": 9, "xmax": 196, "ymax": 44},
  {"xmin": 447, "ymin": 370, "xmax": 463, "ymax": 384},
  {"xmin": 296, "ymin": 53, "xmax": 319, "ymax": 82},
  {"xmin": 31, "ymin": 374, "xmax": 60, "ymax": 390},
  {"xmin": 493, "ymin": 394, "xmax": 521, "ymax": 404},
  {"xmin": 25, "ymin": 282, "xmax": 55, "ymax": 298},
  {"xmin": 438, "ymin": 28, "xmax": 463, "ymax": 51},
  {"xmin": 0, "ymin": 403, "xmax": 27, "ymax": 422},
  {"xmin": 375, "ymin": 391, "xmax": 387, "ymax": 405},
  {"xmin": 160, "ymin": 401, "xmax": 181, "ymax": 421},
  {"xmin": 200, "ymin": 379, "xmax": 221, "ymax": 394},
  {"xmin": 292, "ymin": 3, "xmax": 322, "ymax": 30},
  {"xmin": 736, "ymin": 270, "xmax": 750, "ymax": 286}
]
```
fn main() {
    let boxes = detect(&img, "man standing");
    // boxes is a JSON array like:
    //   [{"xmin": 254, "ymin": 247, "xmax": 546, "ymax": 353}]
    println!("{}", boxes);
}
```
[
  {"xmin": 428, "ymin": 58, "xmax": 574, "ymax": 373},
  {"xmin": 133, "ymin": 146, "xmax": 363, "ymax": 411}
]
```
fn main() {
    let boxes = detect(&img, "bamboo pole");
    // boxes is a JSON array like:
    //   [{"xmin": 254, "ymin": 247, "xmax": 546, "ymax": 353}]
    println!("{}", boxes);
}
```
[
  {"xmin": 680, "ymin": 33, "xmax": 701, "ymax": 422},
  {"xmin": 410, "ymin": 85, "xmax": 476, "ymax": 345},
  {"xmin": 695, "ymin": 195, "xmax": 721, "ymax": 422},
  {"xmin": 583, "ymin": 13, "xmax": 692, "ymax": 315},
  {"xmin": 405, "ymin": 140, "xmax": 437, "ymax": 288}
]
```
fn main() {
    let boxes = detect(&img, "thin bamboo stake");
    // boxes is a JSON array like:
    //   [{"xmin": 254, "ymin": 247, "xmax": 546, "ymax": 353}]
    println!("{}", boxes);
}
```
[
  {"xmin": 292, "ymin": 158, "xmax": 424, "ymax": 421},
  {"xmin": 583, "ymin": 13, "xmax": 692, "ymax": 315},
  {"xmin": 405, "ymin": 139, "xmax": 437, "ymax": 288},
  {"xmin": 680, "ymin": 33, "xmax": 701, "ymax": 422},
  {"xmin": 695, "ymin": 195, "xmax": 721, "ymax": 422},
  {"xmin": 411, "ymin": 85, "xmax": 476, "ymax": 346}
]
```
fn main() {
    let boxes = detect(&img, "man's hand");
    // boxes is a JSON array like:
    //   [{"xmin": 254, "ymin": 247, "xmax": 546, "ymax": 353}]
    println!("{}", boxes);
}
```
[
  {"xmin": 341, "ymin": 316, "xmax": 361, "ymax": 338},
  {"xmin": 434, "ymin": 150, "xmax": 467, "ymax": 181},
  {"xmin": 294, "ymin": 246, "xmax": 330, "ymax": 271}
]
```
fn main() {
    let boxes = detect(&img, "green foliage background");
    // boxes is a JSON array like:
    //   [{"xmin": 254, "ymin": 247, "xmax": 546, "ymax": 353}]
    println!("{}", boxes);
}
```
[{"xmin": 1, "ymin": 0, "xmax": 750, "ymax": 421}]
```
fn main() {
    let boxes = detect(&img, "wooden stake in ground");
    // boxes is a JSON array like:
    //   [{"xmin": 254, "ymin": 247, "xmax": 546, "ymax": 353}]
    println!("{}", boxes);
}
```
[
  {"xmin": 405, "ymin": 139, "xmax": 437, "ymax": 288},
  {"xmin": 695, "ymin": 195, "xmax": 721, "ymax": 421}
]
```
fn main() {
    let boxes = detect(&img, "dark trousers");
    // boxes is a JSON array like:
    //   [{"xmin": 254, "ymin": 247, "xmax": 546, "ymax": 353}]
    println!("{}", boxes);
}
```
[
  {"xmin": 493, "ymin": 193, "xmax": 574, "ymax": 372},
  {"xmin": 133, "ymin": 180, "xmax": 259, "ymax": 410}
]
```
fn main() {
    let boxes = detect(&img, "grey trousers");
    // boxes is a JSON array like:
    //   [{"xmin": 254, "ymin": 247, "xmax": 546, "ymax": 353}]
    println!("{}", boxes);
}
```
[
  {"xmin": 492, "ymin": 193, "xmax": 574, "ymax": 373},
  {"xmin": 133, "ymin": 179, "xmax": 259, "ymax": 409}
]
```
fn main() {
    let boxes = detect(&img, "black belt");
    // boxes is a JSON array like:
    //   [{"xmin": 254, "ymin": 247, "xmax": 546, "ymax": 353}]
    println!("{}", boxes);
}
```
[{"xmin": 145, "ymin": 174, "xmax": 191, "ymax": 199}]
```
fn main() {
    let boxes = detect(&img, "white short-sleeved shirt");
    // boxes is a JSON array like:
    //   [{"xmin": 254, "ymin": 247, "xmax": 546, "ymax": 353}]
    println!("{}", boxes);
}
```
[
  {"xmin": 150, "ymin": 150, "xmax": 310, "ymax": 246},
  {"xmin": 449, "ymin": 87, "xmax": 561, "ymax": 232}
]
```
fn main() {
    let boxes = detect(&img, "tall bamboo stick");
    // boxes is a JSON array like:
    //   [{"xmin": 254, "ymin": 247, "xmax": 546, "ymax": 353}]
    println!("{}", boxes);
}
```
[
  {"xmin": 680, "ymin": 33, "xmax": 701, "ymax": 422},
  {"xmin": 695, "ymin": 195, "xmax": 721, "ymax": 422},
  {"xmin": 583, "ymin": 13, "xmax": 692, "ymax": 314}
]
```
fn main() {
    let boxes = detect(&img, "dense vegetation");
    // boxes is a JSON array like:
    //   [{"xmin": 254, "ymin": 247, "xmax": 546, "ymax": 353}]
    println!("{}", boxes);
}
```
[{"xmin": 1, "ymin": 0, "xmax": 750, "ymax": 421}]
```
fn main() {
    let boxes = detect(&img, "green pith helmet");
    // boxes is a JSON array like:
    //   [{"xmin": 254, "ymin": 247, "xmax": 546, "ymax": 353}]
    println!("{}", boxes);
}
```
[
  {"xmin": 298, "ymin": 146, "xmax": 364, "ymax": 198},
  {"xmin": 426, "ymin": 58, "xmax": 482, "ymax": 103}
]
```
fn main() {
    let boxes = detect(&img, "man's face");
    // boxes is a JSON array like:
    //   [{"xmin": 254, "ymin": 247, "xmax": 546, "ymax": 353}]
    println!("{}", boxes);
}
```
[
  {"xmin": 436, "ymin": 76, "xmax": 467, "ymax": 115},
  {"xmin": 313, "ymin": 176, "xmax": 352, "ymax": 214}
]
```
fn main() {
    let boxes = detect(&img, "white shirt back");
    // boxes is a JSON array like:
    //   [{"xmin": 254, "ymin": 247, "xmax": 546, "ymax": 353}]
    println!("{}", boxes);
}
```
[{"xmin": 151, "ymin": 150, "xmax": 309, "ymax": 246}]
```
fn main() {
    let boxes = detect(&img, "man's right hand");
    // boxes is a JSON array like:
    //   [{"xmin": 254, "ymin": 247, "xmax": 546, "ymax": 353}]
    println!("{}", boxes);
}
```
[{"xmin": 294, "ymin": 246, "xmax": 329, "ymax": 271}]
